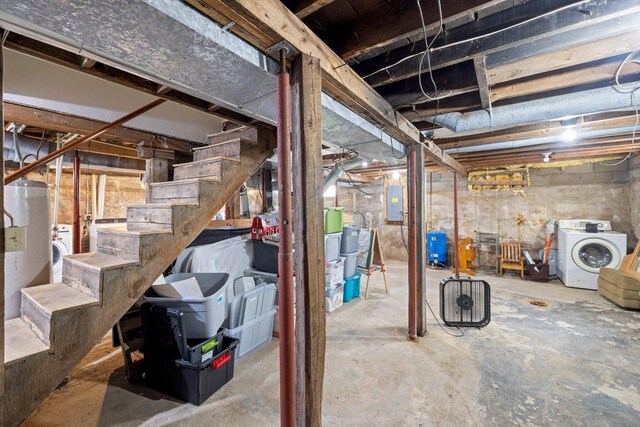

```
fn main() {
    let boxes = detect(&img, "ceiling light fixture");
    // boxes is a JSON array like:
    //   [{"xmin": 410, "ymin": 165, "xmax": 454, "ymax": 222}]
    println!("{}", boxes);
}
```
[
  {"xmin": 392, "ymin": 171, "xmax": 401, "ymax": 180},
  {"xmin": 543, "ymin": 152, "xmax": 552, "ymax": 163},
  {"xmin": 562, "ymin": 129, "xmax": 576, "ymax": 142},
  {"xmin": 361, "ymin": 161, "xmax": 369, "ymax": 167}
]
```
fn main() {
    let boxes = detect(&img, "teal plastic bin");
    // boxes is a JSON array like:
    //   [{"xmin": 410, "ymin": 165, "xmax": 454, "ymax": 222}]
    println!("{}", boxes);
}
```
[
  {"xmin": 324, "ymin": 208, "xmax": 344, "ymax": 234},
  {"xmin": 343, "ymin": 273, "xmax": 361, "ymax": 303}
]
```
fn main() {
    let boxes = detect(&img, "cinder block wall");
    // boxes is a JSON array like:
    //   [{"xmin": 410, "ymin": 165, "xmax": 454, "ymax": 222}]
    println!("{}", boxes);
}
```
[{"xmin": 327, "ymin": 159, "xmax": 636, "ymax": 262}]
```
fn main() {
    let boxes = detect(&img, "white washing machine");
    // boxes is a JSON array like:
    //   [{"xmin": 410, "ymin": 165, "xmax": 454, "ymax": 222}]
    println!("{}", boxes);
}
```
[
  {"xmin": 558, "ymin": 219, "xmax": 627, "ymax": 290},
  {"xmin": 52, "ymin": 224, "xmax": 72, "ymax": 283}
]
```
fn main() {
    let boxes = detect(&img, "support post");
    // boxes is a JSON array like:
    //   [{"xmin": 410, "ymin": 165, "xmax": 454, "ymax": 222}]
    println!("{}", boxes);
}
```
[
  {"xmin": 0, "ymin": 40, "xmax": 5, "ymax": 427},
  {"xmin": 408, "ymin": 144, "xmax": 417, "ymax": 340},
  {"xmin": 415, "ymin": 145, "xmax": 427, "ymax": 336},
  {"xmin": 276, "ymin": 48, "xmax": 295, "ymax": 427},
  {"xmin": 291, "ymin": 53, "xmax": 326, "ymax": 427},
  {"xmin": 72, "ymin": 151, "xmax": 81, "ymax": 254},
  {"xmin": 453, "ymin": 174, "xmax": 460, "ymax": 278}
]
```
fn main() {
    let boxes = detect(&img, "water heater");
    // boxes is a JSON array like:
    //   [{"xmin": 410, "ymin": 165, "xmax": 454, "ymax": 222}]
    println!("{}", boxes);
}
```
[{"xmin": 4, "ymin": 179, "xmax": 52, "ymax": 320}]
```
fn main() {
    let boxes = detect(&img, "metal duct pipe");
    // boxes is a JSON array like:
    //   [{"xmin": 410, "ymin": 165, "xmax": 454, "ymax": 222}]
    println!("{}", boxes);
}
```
[
  {"xmin": 322, "ymin": 158, "xmax": 362, "ymax": 193},
  {"xmin": 445, "ymin": 124, "xmax": 640, "ymax": 154},
  {"xmin": 431, "ymin": 85, "xmax": 640, "ymax": 134}
]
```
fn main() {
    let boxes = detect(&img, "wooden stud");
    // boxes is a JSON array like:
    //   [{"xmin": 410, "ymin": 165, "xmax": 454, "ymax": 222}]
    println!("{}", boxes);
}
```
[
  {"xmin": 473, "ymin": 56, "xmax": 492, "ymax": 111},
  {"xmin": 291, "ymin": 53, "xmax": 326, "ymax": 427},
  {"xmin": 293, "ymin": 0, "xmax": 336, "ymax": 18}
]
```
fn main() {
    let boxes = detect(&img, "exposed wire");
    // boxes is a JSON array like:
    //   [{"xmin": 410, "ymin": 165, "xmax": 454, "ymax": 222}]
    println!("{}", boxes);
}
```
[
  {"xmin": 601, "ymin": 51, "xmax": 640, "ymax": 166},
  {"xmin": 417, "ymin": 0, "xmax": 451, "ymax": 102},
  {"xmin": 425, "ymin": 296, "xmax": 465, "ymax": 337},
  {"xmin": 363, "ymin": 0, "xmax": 591, "ymax": 82},
  {"xmin": 339, "ymin": 148, "xmax": 372, "ymax": 196}
]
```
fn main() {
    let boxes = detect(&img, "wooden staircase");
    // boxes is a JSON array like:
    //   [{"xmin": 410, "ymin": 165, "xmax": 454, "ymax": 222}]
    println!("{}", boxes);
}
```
[{"xmin": 3, "ymin": 127, "xmax": 275, "ymax": 426}]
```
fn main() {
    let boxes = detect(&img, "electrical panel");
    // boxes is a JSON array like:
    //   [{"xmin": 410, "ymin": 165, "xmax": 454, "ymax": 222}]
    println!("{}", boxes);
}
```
[{"xmin": 385, "ymin": 185, "xmax": 404, "ymax": 222}]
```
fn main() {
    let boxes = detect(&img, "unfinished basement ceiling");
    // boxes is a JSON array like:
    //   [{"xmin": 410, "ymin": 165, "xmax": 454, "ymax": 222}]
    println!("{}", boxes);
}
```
[
  {"xmin": 0, "ymin": 0, "xmax": 407, "ymax": 166},
  {"xmin": 283, "ymin": 0, "xmax": 640, "ymax": 170}
]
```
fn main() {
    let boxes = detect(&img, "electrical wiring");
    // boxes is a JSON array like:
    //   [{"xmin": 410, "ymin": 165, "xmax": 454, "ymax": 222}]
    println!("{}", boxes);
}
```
[
  {"xmin": 338, "ymin": 148, "xmax": 373, "ymax": 196},
  {"xmin": 363, "ymin": 0, "xmax": 591, "ymax": 82},
  {"xmin": 601, "ymin": 51, "xmax": 640, "ymax": 166},
  {"xmin": 417, "ymin": 0, "xmax": 451, "ymax": 102}
]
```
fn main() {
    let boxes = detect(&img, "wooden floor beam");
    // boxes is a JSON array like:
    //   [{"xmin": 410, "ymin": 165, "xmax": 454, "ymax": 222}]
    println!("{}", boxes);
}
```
[
  {"xmin": 192, "ymin": 0, "xmax": 466, "ymax": 175},
  {"xmin": 292, "ymin": 53, "xmax": 326, "ymax": 427}
]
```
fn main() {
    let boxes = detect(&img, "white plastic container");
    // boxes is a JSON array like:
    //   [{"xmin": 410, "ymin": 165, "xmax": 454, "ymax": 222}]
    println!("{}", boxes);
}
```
[
  {"xmin": 325, "ymin": 233, "xmax": 342, "ymax": 262},
  {"xmin": 341, "ymin": 252, "xmax": 358, "ymax": 279},
  {"xmin": 143, "ymin": 273, "xmax": 229, "ymax": 339},
  {"xmin": 224, "ymin": 308, "xmax": 276, "ymax": 360},
  {"xmin": 326, "ymin": 257, "xmax": 345, "ymax": 287},
  {"xmin": 326, "ymin": 283, "xmax": 344, "ymax": 313}
]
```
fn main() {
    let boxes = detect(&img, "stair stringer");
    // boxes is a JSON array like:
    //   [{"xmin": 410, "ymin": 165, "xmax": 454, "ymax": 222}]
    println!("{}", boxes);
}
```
[{"xmin": 3, "ymin": 131, "xmax": 276, "ymax": 427}]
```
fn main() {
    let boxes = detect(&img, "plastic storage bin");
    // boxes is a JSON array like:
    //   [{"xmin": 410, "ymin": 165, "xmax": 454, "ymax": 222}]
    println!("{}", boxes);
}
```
[
  {"xmin": 343, "ymin": 273, "xmax": 361, "ymax": 303},
  {"xmin": 325, "ymin": 233, "xmax": 342, "ymax": 262},
  {"xmin": 224, "ymin": 308, "xmax": 276, "ymax": 360},
  {"xmin": 141, "ymin": 304, "xmax": 224, "ymax": 364},
  {"xmin": 144, "ymin": 336, "xmax": 239, "ymax": 405},
  {"xmin": 341, "ymin": 251, "xmax": 358, "ymax": 279},
  {"xmin": 325, "ymin": 257, "xmax": 345, "ymax": 287},
  {"xmin": 253, "ymin": 239, "xmax": 279, "ymax": 273},
  {"xmin": 340, "ymin": 224, "xmax": 361, "ymax": 254},
  {"xmin": 325, "ymin": 283, "xmax": 344, "ymax": 313},
  {"xmin": 143, "ymin": 273, "xmax": 229, "ymax": 339},
  {"xmin": 324, "ymin": 208, "xmax": 344, "ymax": 234}
]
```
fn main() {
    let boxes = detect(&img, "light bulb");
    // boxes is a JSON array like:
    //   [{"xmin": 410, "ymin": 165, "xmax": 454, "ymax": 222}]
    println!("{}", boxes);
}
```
[
  {"xmin": 361, "ymin": 161, "xmax": 368, "ymax": 167},
  {"xmin": 392, "ymin": 171, "xmax": 400, "ymax": 180},
  {"xmin": 562, "ymin": 129, "xmax": 576, "ymax": 142}
]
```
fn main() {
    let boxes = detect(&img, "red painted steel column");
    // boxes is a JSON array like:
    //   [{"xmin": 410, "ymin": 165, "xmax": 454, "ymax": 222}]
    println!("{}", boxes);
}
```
[
  {"xmin": 453, "ymin": 174, "xmax": 460, "ymax": 278},
  {"xmin": 408, "ymin": 144, "xmax": 417, "ymax": 340},
  {"xmin": 276, "ymin": 48, "xmax": 295, "ymax": 427},
  {"xmin": 72, "ymin": 151, "xmax": 81, "ymax": 254}
]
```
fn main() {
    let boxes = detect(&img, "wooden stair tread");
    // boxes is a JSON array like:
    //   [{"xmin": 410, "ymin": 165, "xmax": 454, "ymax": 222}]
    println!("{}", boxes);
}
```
[
  {"xmin": 192, "ymin": 137, "xmax": 256, "ymax": 150},
  {"xmin": 173, "ymin": 156, "xmax": 241, "ymax": 167},
  {"xmin": 149, "ymin": 177, "xmax": 220, "ymax": 187},
  {"xmin": 97, "ymin": 226, "xmax": 173, "ymax": 236},
  {"xmin": 4, "ymin": 318, "xmax": 49, "ymax": 364},
  {"xmin": 65, "ymin": 252, "xmax": 139, "ymax": 271},
  {"xmin": 21, "ymin": 284, "xmax": 99, "ymax": 315}
]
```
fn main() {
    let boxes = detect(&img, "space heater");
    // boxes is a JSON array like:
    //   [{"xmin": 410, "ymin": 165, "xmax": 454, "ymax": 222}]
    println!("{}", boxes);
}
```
[{"xmin": 439, "ymin": 277, "xmax": 491, "ymax": 327}]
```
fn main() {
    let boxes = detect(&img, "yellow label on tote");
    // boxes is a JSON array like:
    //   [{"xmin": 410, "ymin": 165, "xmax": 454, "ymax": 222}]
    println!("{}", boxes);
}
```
[{"xmin": 391, "ymin": 197, "xmax": 399, "ymax": 203}]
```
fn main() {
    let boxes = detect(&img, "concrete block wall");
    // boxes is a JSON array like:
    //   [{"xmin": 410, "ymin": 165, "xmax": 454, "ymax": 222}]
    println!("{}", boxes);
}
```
[{"xmin": 326, "ymin": 159, "xmax": 637, "ymax": 263}]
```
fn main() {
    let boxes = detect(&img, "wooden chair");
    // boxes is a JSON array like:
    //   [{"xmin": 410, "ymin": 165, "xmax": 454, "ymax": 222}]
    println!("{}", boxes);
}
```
[{"xmin": 499, "ymin": 243, "xmax": 525, "ymax": 279}]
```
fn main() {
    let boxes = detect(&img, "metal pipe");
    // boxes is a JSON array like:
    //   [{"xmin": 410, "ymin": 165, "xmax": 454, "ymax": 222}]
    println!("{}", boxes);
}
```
[
  {"xmin": 72, "ymin": 152, "xmax": 81, "ymax": 254},
  {"xmin": 408, "ymin": 143, "xmax": 417, "ymax": 340},
  {"xmin": 4, "ymin": 99, "xmax": 165, "ymax": 185},
  {"xmin": 276, "ymin": 47, "xmax": 295, "ymax": 427},
  {"xmin": 453, "ymin": 174, "xmax": 460, "ymax": 278}
]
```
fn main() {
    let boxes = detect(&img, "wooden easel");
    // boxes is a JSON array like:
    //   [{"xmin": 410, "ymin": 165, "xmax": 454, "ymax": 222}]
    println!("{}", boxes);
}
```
[{"xmin": 363, "ymin": 228, "xmax": 389, "ymax": 299}]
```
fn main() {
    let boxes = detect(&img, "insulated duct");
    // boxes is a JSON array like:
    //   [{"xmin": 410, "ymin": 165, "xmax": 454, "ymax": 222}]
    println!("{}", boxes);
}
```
[
  {"xmin": 431, "ymin": 85, "xmax": 640, "ymax": 134},
  {"xmin": 323, "ymin": 158, "xmax": 362, "ymax": 193}
]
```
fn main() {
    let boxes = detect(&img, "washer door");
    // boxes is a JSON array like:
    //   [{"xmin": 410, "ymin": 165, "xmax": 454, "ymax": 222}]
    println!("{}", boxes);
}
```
[
  {"xmin": 571, "ymin": 238, "xmax": 621, "ymax": 273},
  {"xmin": 52, "ymin": 240, "xmax": 70, "ymax": 277}
]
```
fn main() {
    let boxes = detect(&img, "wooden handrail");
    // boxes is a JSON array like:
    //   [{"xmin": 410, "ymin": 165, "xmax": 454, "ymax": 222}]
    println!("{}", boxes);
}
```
[{"xmin": 4, "ymin": 98, "xmax": 166, "ymax": 185}]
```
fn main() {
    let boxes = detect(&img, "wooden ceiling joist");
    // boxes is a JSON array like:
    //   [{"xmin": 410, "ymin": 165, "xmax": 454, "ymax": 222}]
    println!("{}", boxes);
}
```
[
  {"xmin": 292, "ymin": 0, "xmax": 336, "ymax": 19},
  {"xmin": 4, "ymin": 102, "xmax": 195, "ymax": 153},
  {"xmin": 356, "ymin": 0, "xmax": 640, "ymax": 87},
  {"xmin": 187, "ymin": 0, "xmax": 466, "ymax": 175}
]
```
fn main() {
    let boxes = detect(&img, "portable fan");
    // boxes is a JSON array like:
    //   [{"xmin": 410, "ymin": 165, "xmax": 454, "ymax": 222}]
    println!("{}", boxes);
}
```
[{"xmin": 439, "ymin": 277, "xmax": 491, "ymax": 327}]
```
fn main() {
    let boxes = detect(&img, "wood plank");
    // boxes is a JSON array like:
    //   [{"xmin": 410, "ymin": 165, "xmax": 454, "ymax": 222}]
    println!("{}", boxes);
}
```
[
  {"xmin": 204, "ymin": 0, "xmax": 465, "ymax": 175},
  {"xmin": 291, "ymin": 54, "xmax": 326, "ymax": 427},
  {"xmin": 473, "ymin": 56, "xmax": 492, "ymax": 110},
  {"xmin": 487, "ymin": 29, "xmax": 640, "ymax": 84},
  {"xmin": 357, "ymin": 1, "xmax": 640, "ymax": 87},
  {"xmin": 0, "ymin": 45, "xmax": 4, "ymax": 426},
  {"xmin": 330, "ymin": 0, "xmax": 494, "ymax": 60},
  {"xmin": 4, "ymin": 102, "xmax": 195, "ymax": 153},
  {"xmin": 4, "ymin": 319, "xmax": 48, "ymax": 365},
  {"xmin": 292, "ymin": 0, "xmax": 336, "ymax": 18}
]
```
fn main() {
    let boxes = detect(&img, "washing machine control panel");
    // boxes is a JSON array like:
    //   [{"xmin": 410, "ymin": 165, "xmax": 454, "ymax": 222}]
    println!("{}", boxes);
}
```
[{"xmin": 557, "ymin": 219, "xmax": 611, "ymax": 231}]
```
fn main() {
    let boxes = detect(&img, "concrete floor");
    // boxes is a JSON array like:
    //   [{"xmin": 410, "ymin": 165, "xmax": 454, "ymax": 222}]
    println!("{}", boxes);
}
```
[{"xmin": 24, "ymin": 260, "xmax": 640, "ymax": 426}]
